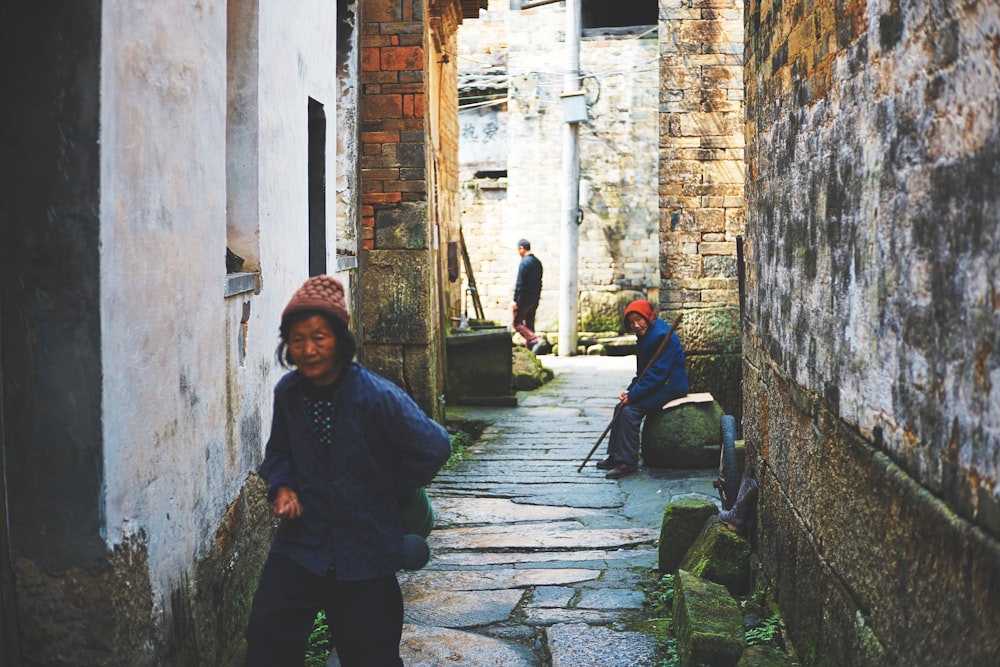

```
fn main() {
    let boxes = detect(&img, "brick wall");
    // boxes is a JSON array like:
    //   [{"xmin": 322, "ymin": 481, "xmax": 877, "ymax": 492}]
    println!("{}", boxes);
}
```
[
  {"xmin": 745, "ymin": 0, "xmax": 1000, "ymax": 663},
  {"xmin": 361, "ymin": 1, "xmax": 426, "ymax": 242},
  {"xmin": 359, "ymin": 0, "xmax": 465, "ymax": 417},
  {"xmin": 658, "ymin": 0, "xmax": 745, "ymax": 418}
]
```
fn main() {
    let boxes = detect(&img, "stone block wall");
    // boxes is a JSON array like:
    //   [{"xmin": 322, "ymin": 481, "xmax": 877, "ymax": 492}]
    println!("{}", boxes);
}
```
[
  {"xmin": 744, "ymin": 0, "xmax": 1000, "ymax": 663},
  {"xmin": 658, "ymin": 0, "xmax": 745, "ymax": 419},
  {"xmin": 458, "ymin": 3, "xmax": 660, "ymax": 333}
]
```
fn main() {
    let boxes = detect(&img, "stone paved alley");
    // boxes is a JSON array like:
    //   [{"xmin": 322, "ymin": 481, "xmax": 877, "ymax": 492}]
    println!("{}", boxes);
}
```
[{"xmin": 369, "ymin": 354, "xmax": 717, "ymax": 666}]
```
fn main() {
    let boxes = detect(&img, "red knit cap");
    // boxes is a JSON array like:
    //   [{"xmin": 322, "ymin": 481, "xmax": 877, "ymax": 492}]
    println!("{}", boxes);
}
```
[
  {"xmin": 623, "ymin": 299, "xmax": 656, "ymax": 324},
  {"xmin": 281, "ymin": 275, "xmax": 350, "ymax": 328}
]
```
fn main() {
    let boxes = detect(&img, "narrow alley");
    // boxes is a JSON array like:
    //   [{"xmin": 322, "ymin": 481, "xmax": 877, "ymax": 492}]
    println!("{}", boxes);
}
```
[
  {"xmin": 392, "ymin": 355, "xmax": 716, "ymax": 666},
  {"xmin": 4, "ymin": 0, "xmax": 999, "ymax": 663}
]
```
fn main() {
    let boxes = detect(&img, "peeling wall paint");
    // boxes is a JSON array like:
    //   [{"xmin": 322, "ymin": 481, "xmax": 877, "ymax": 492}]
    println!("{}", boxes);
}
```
[{"xmin": 745, "ymin": 0, "xmax": 1000, "ymax": 662}]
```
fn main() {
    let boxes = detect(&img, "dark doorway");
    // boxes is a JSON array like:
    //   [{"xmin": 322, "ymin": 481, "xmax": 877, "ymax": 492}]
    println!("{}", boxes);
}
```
[
  {"xmin": 308, "ymin": 98, "xmax": 328, "ymax": 276},
  {"xmin": 0, "ymin": 301, "xmax": 21, "ymax": 666},
  {"xmin": 582, "ymin": 0, "xmax": 657, "ymax": 29}
]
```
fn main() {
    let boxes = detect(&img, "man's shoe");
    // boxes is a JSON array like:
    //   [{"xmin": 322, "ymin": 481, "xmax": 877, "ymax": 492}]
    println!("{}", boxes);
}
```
[
  {"xmin": 595, "ymin": 457, "xmax": 616, "ymax": 470},
  {"xmin": 530, "ymin": 340, "xmax": 543, "ymax": 354},
  {"xmin": 605, "ymin": 463, "xmax": 638, "ymax": 479}
]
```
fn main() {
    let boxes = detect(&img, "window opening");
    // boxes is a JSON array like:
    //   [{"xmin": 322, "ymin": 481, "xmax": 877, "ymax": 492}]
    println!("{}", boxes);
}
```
[
  {"xmin": 474, "ymin": 170, "xmax": 508, "ymax": 179},
  {"xmin": 226, "ymin": 0, "xmax": 261, "ymax": 276},
  {"xmin": 308, "ymin": 98, "xmax": 327, "ymax": 277}
]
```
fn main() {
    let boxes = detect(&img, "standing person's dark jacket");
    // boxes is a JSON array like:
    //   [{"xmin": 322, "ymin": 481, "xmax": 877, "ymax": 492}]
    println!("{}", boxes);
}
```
[
  {"xmin": 259, "ymin": 362, "xmax": 451, "ymax": 579},
  {"xmin": 514, "ymin": 253, "xmax": 543, "ymax": 304},
  {"xmin": 626, "ymin": 310, "xmax": 688, "ymax": 412}
]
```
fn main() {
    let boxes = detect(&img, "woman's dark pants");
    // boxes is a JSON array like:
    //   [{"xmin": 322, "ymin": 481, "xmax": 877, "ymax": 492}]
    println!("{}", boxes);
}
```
[{"xmin": 245, "ymin": 553, "xmax": 404, "ymax": 667}]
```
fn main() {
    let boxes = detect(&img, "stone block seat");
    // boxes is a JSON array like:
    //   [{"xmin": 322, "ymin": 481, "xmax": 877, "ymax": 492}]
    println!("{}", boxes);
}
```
[{"xmin": 641, "ymin": 393, "xmax": 724, "ymax": 468}]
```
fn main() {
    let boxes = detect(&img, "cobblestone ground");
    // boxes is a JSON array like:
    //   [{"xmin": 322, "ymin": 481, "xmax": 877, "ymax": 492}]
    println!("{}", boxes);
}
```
[{"xmin": 347, "ymin": 354, "xmax": 720, "ymax": 667}]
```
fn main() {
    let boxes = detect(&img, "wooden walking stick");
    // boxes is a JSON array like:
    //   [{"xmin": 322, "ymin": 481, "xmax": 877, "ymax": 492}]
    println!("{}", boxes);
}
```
[{"xmin": 577, "ymin": 313, "xmax": 683, "ymax": 473}]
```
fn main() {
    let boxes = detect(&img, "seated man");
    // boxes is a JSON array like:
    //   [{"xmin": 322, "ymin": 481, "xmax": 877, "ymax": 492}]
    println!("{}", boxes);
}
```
[{"xmin": 598, "ymin": 300, "xmax": 689, "ymax": 479}]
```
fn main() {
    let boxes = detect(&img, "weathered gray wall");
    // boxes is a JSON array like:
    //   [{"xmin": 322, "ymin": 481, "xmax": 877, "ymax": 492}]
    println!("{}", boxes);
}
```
[{"xmin": 745, "ymin": 0, "xmax": 1000, "ymax": 663}]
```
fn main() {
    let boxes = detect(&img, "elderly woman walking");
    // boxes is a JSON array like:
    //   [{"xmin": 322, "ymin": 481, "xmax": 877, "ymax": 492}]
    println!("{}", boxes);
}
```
[{"xmin": 245, "ymin": 275, "xmax": 451, "ymax": 667}]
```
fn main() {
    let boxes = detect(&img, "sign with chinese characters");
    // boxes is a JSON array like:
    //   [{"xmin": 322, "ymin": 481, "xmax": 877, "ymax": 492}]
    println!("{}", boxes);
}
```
[{"xmin": 458, "ymin": 106, "xmax": 508, "ymax": 173}]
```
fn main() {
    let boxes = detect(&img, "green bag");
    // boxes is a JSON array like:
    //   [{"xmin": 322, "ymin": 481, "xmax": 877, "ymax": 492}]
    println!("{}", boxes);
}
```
[{"xmin": 401, "ymin": 486, "xmax": 434, "ymax": 538}]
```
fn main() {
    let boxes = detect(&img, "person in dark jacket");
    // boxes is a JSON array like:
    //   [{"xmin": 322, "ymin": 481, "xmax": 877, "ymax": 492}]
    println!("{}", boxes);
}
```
[
  {"xmin": 511, "ymin": 239, "xmax": 543, "ymax": 353},
  {"xmin": 245, "ymin": 275, "xmax": 451, "ymax": 667},
  {"xmin": 597, "ymin": 299, "xmax": 688, "ymax": 479}
]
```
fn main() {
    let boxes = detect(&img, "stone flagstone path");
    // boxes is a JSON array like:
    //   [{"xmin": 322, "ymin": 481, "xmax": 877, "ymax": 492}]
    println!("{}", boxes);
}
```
[{"xmin": 332, "ymin": 354, "xmax": 718, "ymax": 666}]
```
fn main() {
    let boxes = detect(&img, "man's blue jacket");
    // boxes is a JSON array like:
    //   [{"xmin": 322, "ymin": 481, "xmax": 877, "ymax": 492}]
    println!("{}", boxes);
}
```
[{"xmin": 514, "ymin": 253, "xmax": 542, "ymax": 304}]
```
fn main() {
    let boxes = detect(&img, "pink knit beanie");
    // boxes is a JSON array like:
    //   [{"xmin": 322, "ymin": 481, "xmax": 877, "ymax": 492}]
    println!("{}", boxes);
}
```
[{"xmin": 281, "ymin": 275, "xmax": 350, "ymax": 328}]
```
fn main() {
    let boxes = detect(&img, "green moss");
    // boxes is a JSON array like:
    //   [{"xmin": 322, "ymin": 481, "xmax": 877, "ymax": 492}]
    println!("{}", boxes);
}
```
[
  {"xmin": 745, "ymin": 613, "xmax": 782, "ymax": 646},
  {"xmin": 636, "ymin": 617, "xmax": 673, "ymax": 637},
  {"xmin": 641, "ymin": 401, "xmax": 726, "ymax": 468},
  {"xmin": 580, "ymin": 312, "xmax": 623, "ymax": 333},
  {"xmin": 673, "ymin": 571, "xmax": 744, "ymax": 666},
  {"xmin": 658, "ymin": 499, "xmax": 717, "ymax": 573},
  {"xmin": 645, "ymin": 573, "xmax": 676, "ymax": 617},
  {"xmin": 444, "ymin": 420, "xmax": 485, "ymax": 467},
  {"xmin": 739, "ymin": 644, "xmax": 799, "ymax": 666},
  {"xmin": 678, "ymin": 519, "xmax": 751, "ymax": 596}
]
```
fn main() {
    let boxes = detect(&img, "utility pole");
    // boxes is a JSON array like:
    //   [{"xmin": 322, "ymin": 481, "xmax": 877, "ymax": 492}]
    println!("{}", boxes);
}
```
[{"xmin": 558, "ymin": 0, "xmax": 581, "ymax": 356}]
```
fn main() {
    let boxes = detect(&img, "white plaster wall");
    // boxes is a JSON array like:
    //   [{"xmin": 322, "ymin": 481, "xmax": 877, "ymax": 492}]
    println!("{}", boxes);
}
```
[
  {"xmin": 336, "ymin": 1, "xmax": 361, "ymax": 269},
  {"xmin": 100, "ymin": 0, "xmax": 342, "ymax": 616},
  {"xmin": 256, "ymin": 2, "xmax": 344, "ymax": 312},
  {"xmin": 459, "ymin": 106, "xmax": 508, "ymax": 172},
  {"xmin": 100, "ymin": 0, "xmax": 229, "ymax": 605}
]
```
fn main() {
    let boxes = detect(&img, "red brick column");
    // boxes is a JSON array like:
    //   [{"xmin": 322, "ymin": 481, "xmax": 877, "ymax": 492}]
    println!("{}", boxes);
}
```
[{"xmin": 361, "ymin": 1, "xmax": 426, "ymax": 251}]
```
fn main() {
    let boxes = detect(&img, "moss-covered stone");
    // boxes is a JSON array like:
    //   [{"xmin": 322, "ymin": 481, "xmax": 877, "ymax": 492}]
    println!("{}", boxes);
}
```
[
  {"xmin": 13, "ymin": 536, "xmax": 155, "ymax": 666},
  {"xmin": 677, "ymin": 305, "xmax": 742, "ymax": 423},
  {"xmin": 511, "ymin": 345, "xmax": 553, "ymax": 390},
  {"xmin": 360, "ymin": 249, "xmax": 431, "ymax": 345},
  {"xmin": 373, "ymin": 201, "xmax": 428, "ymax": 249},
  {"xmin": 678, "ymin": 307, "xmax": 741, "ymax": 355},
  {"xmin": 659, "ymin": 497, "xmax": 719, "ymax": 574},
  {"xmin": 13, "ymin": 474, "xmax": 275, "ymax": 667},
  {"xmin": 686, "ymin": 353, "xmax": 743, "ymax": 423},
  {"xmin": 736, "ymin": 644, "xmax": 798, "ymax": 666},
  {"xmin": 641, "ymin": 400, "xmax": 725, "ymax": 468},
  {"xmin": 578, "ymin": 289, "xmax": 646, "ymax": 333},
  {"xmin": 674, "ymin": 569, "xmax": 745, "ymax": 667},
  {"xmin": 680, "ymin": 516, "xmax": 752, "ymax": 596}
]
